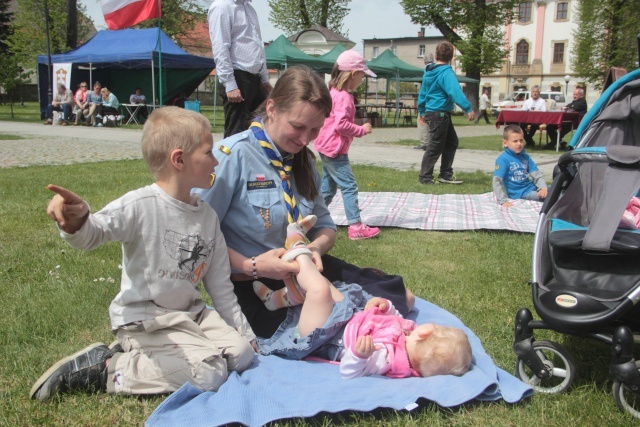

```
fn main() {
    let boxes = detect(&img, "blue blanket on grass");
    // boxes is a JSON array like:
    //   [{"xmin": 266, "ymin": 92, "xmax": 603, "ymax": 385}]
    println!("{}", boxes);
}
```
[{"xmin": 146, "ymin": 298, "xmax": 533, "ymax": 427}]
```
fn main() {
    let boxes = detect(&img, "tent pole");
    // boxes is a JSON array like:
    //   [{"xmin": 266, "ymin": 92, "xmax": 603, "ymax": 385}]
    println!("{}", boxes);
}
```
[
  {"xmin": 395, "ymin": 72, "xmax": 400, "ymax": 127},
  {"xmin": 89, "ymin": 62, "xmax": 92, "ymax": 88},
  {"xmin": 213, "ymin": 74, "xmax": 218, "ymax": 127},
  {"xmin": 157, "ymin": 5, "xmax": 163, "ymax": 106},
  {"xmin": 151, "ymin": 58, "xmax": 156, "ymax": 107}
]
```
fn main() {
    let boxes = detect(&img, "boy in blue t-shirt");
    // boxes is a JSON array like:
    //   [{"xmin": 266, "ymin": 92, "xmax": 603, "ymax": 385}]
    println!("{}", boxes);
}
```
[{"xmin": 493, "ymin": 125, "xmax": 548, "ymax": 207}]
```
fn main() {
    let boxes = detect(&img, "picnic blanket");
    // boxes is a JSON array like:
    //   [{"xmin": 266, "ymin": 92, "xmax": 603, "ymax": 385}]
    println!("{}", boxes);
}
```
[
  {"xmin": 328, "ymin": 192, "xmax": 541, "ymax": 233},
  {"xmin": 146, "ymin": 298, "xmax": 533, "ymax": 427}
]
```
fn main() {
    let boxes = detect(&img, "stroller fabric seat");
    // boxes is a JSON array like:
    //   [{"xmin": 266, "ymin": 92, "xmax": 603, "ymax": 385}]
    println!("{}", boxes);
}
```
[{"xmin": 550, "ymin": 219, "xmax": 640, "ymax": 253}]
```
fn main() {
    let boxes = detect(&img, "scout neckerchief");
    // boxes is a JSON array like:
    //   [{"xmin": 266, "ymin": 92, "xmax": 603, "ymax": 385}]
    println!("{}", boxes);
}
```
[{"xmin": 250, "ymin": 121, "xmax": 300, "ymax": 223}]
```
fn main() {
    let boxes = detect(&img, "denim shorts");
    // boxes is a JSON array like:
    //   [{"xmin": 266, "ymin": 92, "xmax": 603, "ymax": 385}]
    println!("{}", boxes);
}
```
[{"xmin": 256, "ymin": 282, "xmax": 371, "ymax": 360}]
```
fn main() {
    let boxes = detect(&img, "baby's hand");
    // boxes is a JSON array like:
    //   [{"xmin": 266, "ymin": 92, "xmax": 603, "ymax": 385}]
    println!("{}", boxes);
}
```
[
  {"xmin": 365, "ymin": 297, "xmax": 388, "ymax": 312},
  {"xmin": 362, "ymin": 123, "xmax": 372, "ymax": 134},
  {"xmin": 501, "ymin": 201, "xmax": 514, "ymax": 207},
  {"xmin": 354, "ymin": 335, "xmax": 379, "ymax": 359}
]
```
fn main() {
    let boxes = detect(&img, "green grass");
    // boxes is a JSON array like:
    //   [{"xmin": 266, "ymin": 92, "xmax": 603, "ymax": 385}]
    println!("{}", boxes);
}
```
[
  {"xmin": 0, "ymin": 102, "xmax": 226, "ymax": 134},
  {"xmin": 1, "ymin": 159, "xmax": 638, "ymax": 426},
  {"xmin": 0, "ymin": 133, "xmax": 24, "ymax": 140}
]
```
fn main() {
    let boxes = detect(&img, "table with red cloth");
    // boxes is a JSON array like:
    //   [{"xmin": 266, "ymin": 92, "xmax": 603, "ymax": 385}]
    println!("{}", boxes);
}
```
[{"xmin": 495, "ymin": 110, "xmax": 581, "ymax": 151}]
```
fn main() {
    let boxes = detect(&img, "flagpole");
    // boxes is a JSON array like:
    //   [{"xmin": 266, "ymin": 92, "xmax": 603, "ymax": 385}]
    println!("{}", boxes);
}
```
[{"xmin": 157, "ymin": 0, "xmax": 162, "ymax": 106}]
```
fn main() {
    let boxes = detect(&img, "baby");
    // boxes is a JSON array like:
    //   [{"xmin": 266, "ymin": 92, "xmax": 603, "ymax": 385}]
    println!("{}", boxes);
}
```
[{"xmin": 253, "ymin": 216, "xmax": 472, "ymax": 379}]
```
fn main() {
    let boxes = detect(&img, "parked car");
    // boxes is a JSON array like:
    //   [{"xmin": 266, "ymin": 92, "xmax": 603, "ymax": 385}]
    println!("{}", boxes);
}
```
[{"xmin": 491, "ymin": 91, "xmax": 567, "ymax": 116}]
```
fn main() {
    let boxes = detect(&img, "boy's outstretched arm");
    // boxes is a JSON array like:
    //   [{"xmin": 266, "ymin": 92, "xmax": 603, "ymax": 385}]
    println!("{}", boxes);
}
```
[{"xmin": 46, "ymin": 184, "xmax": 90, "ymax": 234}]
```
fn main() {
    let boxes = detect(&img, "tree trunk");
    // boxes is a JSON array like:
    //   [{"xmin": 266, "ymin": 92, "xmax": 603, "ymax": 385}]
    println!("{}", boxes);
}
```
[{"xmin": 66, "ymin": 0, "xmax": 77, "ymax": 49}]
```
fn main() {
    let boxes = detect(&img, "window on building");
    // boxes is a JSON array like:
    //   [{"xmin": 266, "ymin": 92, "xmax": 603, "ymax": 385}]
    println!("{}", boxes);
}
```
[
  {"xmin": 556, "ymin": 2, "xmax": 568, "ymax": 20},
  {"xmin": 553, "ymin": 43, "xmax": 565, "ymax": 64},
  {"xmin": 373, "ymin": 46, "xmax": 379, "ymax": 58},
  {"xmin": 419, "ymin": 45, "xmax": 425, "ymax": 57},
  {"xmin": 518, "ymin": 2, "xmax": 532, "ymax": 23},
  {"xmin": 516, "ymin": 40, "xmax": 529, "ymax": 64}
]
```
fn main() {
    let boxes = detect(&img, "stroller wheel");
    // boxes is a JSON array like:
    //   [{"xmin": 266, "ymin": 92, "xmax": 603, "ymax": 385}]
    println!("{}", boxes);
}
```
[
  {"xmin": 515, "ymin": 340, "xmax": 575, "ymax": 393},
  {"xmin": 612, "ymin": 361, "xmax": 640, "ymax": 418}
]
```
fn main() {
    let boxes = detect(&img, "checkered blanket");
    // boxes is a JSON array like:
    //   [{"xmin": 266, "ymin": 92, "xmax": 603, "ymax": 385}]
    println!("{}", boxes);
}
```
[{"xmin": 328, "ymin": 192, "xmax": 541, "ymax": 233}]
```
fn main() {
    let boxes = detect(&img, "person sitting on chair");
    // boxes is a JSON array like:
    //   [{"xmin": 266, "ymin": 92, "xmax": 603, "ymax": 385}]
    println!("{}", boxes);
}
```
[
  {"xmin": 545, "ymin": 88, "xmax": 588, "ymax": 150},
  {"xmin": 129, "ymin": 87, "xmax": 148, "ymax": 123},
  {"xmin": 43, "ymin": 83, "xmax": 73, "ymax": 126},
  {"xmin": 72, "ymin": 82, "xmax": 90, "ymax": 126},
  {"xmin": 521, "ymin": 86, "xmax": 547, "ymax": 147}
]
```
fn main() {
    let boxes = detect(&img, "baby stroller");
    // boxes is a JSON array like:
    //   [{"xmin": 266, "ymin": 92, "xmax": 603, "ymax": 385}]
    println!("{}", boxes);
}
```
[{"xmin": 512, "ymin": 67, "xmax": 640, "ymax": 417}]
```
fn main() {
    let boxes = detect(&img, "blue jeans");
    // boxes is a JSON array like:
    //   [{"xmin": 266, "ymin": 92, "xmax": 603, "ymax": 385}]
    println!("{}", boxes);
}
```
[
  {"xmin": 256, "ymin": 282, "xmax": 370, "ymax": 361},
  {"xmin": 319, "ymin": 153, "xmax": 361, "ymax": 225},
  {"xmin": 46, "ymin": 103, "xmax": 72, "ymax": 121},
  {"xmin": 523, "ymin": 190, "xmax": 543, "ymax": 202}
]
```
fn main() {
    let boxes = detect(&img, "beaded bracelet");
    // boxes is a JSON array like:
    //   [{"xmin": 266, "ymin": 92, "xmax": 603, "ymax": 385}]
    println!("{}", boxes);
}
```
[{"xmin": 251, "ymin": 256, "xmax": 258, "ymax": 280}]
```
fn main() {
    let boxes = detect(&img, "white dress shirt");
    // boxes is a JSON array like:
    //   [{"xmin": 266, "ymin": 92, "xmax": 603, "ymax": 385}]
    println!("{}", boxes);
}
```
[
  {"xmin": 522, "ymin": 97, "xmax": 547, "ymax": 112},
  {"xmin": 208, "ymin": 0, "xmax": 269, "ymax": 92}
]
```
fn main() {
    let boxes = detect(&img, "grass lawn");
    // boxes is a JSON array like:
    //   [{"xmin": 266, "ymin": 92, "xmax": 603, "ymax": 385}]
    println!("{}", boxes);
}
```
[
  {"xmin": 0, "ymin": 102, "xmax": 227, "ymax": 134},
  {"xmin": 0, "ymin": 158, "xmax": 636, "ymax": 426}
]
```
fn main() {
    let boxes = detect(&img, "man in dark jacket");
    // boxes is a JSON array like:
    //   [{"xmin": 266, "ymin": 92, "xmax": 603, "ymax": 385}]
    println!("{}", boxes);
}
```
[{"xmin": 546, "ymin": 88, "xmax": 588, "ymax": 149}]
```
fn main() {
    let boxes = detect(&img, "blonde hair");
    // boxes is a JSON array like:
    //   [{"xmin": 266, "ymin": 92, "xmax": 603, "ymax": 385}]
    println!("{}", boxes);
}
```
[
  {"xmin": 413, "ymin": 326, "xmax": 472, "ymax": 377},
  {"xmin": 141, "ymin": 106, "xmax": 211, "ymax": 177},
  {"xmin": 328, "ymin": 63, "xmax": 355, "ymax": 91}
]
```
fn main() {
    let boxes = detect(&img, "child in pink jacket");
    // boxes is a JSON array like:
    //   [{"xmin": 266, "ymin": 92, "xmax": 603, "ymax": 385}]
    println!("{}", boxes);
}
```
[{"xmin": 314, "ymin": 50, "xmax": 380, "ymax": 240}]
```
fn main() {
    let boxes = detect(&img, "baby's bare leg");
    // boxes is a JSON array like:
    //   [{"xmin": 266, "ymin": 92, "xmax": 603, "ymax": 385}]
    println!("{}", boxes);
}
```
[{"xmin": 296, "ymin": 254, "xmax": 344, "ymax": 337}]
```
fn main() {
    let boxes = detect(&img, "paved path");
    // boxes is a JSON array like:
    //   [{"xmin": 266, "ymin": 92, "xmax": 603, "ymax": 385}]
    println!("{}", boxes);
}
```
[{"xmin": 0, "ymin": 121, "xmax": 560, "ymax": 178}]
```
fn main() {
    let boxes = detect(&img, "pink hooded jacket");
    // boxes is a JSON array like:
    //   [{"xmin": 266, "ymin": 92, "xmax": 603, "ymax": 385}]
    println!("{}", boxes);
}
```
[{"xmin": 314, "ymin": 88, "xmax": 368, "ymax": 158}]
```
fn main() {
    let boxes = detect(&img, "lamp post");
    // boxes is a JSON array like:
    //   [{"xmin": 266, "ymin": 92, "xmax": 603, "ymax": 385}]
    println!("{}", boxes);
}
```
[{"xmin": 564, "ymin": 74, "xmax": 571, "ymax": 98}]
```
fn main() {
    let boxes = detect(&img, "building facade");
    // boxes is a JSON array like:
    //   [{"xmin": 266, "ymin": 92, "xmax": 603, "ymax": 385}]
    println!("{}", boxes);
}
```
[
  {"xmin": 288, "ymin": 24, "xmax": 355, "ymax": 55},
  {"xmin": 362, "ymin": 28, "xmax": 446, "ymax": 103},
  {"xmin": 485, "ymin": 0, "xmax": 594, "ymax": 106},
  {"xmin": 362, "ymin": 1, "xmax": 597, "ymax": 108}
]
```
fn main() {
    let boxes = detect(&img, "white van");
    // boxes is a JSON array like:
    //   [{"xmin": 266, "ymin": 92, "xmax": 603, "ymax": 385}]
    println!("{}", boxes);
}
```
[{"xmin": 491, "ymin": 91, "xmax": 567, "ymax": 116}]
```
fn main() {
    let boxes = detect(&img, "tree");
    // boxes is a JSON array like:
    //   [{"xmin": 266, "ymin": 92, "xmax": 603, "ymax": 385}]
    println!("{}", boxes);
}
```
[
  {"xmin": 0, "ymin": 0, "xmax": 11, "ymax": 55},
  {"xmin": 572, "ymin": 0, "xmax": 640, "ymax": 90},
  {"xmin": 7, "ymin": 0, "xmax": 93, "ymax": 73},
  {"xmin": 0, "ymin": 53, "xmax": 31, "ymax": 115},
  {"xmin": 400, "ymin": 0, "xmax": 519, "ymax": 107},
  {"xmin": 267, "ymin": 0, "xmax": 351, "ymax": 36},
  {"xmin": 135, "ymin": 0, "xmax": 207, "ymax": 45}
]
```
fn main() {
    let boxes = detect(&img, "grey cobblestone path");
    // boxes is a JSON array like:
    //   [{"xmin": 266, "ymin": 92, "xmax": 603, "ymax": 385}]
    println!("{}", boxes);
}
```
[{"xmin": 0, "ymin": 121, "xmax": 559, "ymax": 177}]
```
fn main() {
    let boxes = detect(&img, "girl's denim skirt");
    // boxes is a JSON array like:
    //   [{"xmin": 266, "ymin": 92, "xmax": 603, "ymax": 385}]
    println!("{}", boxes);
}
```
[{"xmin": 256, "ymin": 282, "xmax": 370, "ymax": 360}]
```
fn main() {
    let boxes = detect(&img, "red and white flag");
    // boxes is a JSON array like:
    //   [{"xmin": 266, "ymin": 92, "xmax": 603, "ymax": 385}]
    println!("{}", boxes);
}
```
[{"xmin": 101, "ymin": 0, "xmax": 160, "ymax": 30}]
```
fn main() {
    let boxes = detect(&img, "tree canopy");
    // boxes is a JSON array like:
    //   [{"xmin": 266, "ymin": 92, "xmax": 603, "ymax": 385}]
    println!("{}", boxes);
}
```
[
  {"xmin": 135, "ymin": 0, "xmax": 206, "ymax": 44},
  {"xmin": 267, "ymin": 0, "xmax": 350, "ymax": 36},
  {"xmin": 572, "ymin": 0, "xmax": 640, "ymax": 90},
  {"xmin": 6, "ymin": 0, "xmax": 93, "ymax": 73},
  {"xmin": 400, "ymin": 0, "xmax": 518, "ymax": 79}
]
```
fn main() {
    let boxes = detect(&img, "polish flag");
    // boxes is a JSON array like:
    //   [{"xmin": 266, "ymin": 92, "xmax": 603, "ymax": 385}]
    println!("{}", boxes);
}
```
[{"xmin": 101, "ymin": 0, "xmax": 161, "ymax": 30}]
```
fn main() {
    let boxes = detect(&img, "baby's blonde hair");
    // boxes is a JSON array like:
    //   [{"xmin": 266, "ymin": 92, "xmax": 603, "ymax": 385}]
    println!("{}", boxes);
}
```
[
  {"xmin": 414, "ymin": 326, "xmax": 472, "ymax": 377},
  {"xmin": 141, "ymin": 106, "xmax": 211, "ymax": 177}
]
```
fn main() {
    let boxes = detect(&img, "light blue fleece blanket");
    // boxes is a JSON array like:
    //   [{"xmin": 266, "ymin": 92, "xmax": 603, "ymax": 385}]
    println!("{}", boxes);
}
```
[{"xmin": 146, "ymin": 298, "xmax": 533, "ymax": 427}]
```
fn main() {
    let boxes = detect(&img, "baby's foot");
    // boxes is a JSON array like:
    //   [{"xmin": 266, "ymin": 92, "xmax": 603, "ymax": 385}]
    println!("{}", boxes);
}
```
[
  {"xmin": 284, "ymin": 215, "xmax": 317, "ymax": 250},
  {"xmin": 253, "ymin": 280, "xmax": 304, "ymax": 311}
]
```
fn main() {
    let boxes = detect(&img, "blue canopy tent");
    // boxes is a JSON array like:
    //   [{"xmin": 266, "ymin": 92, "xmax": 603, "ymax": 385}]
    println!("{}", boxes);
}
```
[{"xmin": 36, "ymin": 28, "xmax": 216, "ymax": 117}]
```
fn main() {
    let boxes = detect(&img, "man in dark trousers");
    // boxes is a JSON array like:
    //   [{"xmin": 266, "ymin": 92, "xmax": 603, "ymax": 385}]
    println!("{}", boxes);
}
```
[
  {"xmin": 546, "ymin": 88, "xmax": 588, "ymax": 149},
  {"xmin": 208, "ymin": 0, "xmax": 273, "ymax": 137},
  {"xmin": 416, "ymin": 42, "xmax": 475, "ymax": 185}
]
